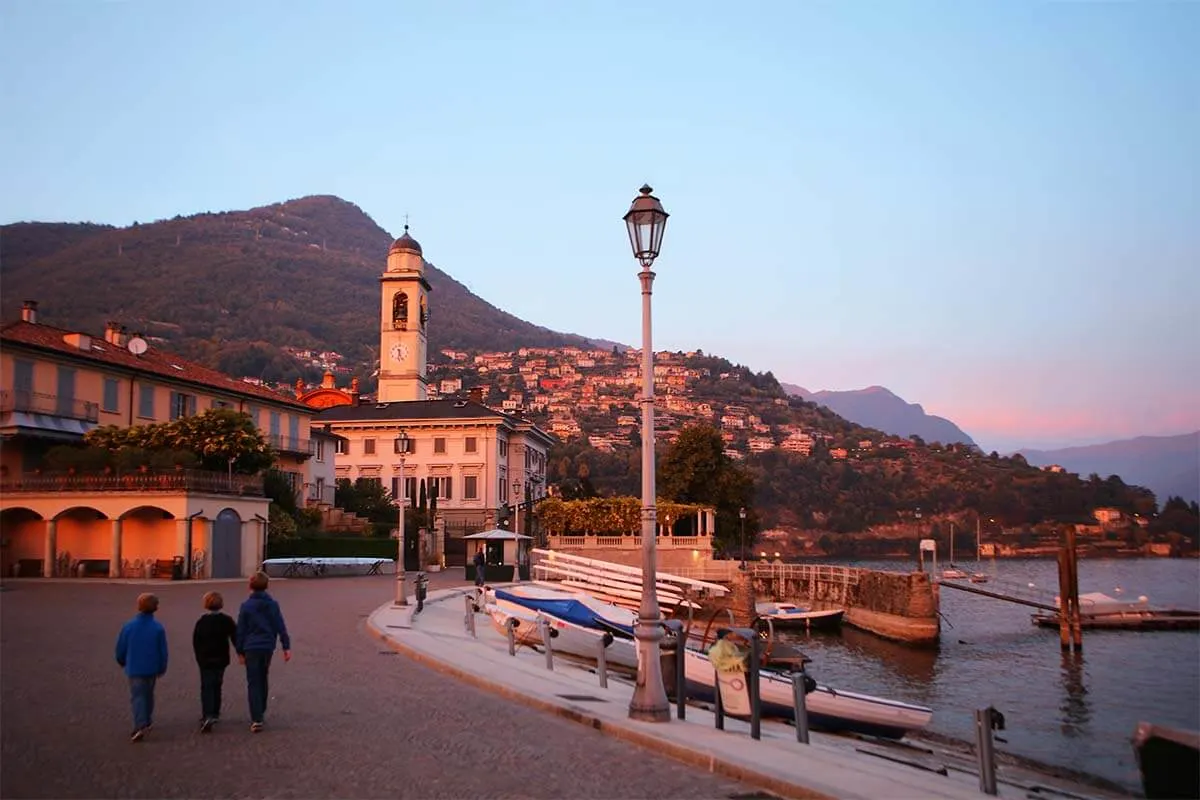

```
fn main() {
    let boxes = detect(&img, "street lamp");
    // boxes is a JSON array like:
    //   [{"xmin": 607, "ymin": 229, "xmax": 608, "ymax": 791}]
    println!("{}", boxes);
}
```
[
  {"xmin": 394, "ymin": 431, "xmax": 409, "ymax": 606},
  {"xmin": 512, "ymin": 478, "xmax": 522, "ymax": 535},
  {"xmin": 739, "ymin": 507, "xmax": 747, "ymax": 570},
  {"xmin": 624, "ymin": 184, "xmax": 670, "ymax": 722}
]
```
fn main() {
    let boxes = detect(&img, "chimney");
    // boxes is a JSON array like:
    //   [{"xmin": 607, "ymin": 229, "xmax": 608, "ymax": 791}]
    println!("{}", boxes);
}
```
[
  {"xmin": 468, "ymin": 387, "xmax": 484, "ymax": 405},
  {"xmin": 21, "ymin": 301, "xmax": 38, "ymax": 324},
  {"xmin": 104, "ymin": 321, "xmax": 120, "ymax": 344},
  {"xmin": 117, "ymin": 326, "xmax": 129, "ymax": 347}
]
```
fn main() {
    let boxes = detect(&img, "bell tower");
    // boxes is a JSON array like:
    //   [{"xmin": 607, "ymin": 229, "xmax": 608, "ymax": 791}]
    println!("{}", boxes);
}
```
[{"xmin": 378, "ymin": 225, "xmax": 431, "ymax": 402}]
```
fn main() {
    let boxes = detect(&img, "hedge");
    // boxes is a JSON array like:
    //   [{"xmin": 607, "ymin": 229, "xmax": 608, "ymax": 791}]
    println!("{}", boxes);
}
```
[{"xmin": 266, "ymin": 537, "xmax": 399, "ymax": 560}]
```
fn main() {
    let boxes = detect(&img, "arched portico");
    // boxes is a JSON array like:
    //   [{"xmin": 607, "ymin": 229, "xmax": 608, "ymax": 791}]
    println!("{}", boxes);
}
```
[{"xmin": 0, "ymin": 489, "xmax": 268, "ymax": 579}]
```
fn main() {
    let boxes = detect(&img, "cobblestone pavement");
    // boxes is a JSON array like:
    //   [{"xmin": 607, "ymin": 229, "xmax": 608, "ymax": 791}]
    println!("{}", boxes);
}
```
[{"xmin": 1, "ymin": 575, "xmax": 753, "ymax": 799}]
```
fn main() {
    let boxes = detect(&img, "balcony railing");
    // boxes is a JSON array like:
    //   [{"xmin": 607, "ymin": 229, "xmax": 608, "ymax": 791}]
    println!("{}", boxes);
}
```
[
  {"xmin": 268, "ymin": 434, "xmax": 312, "ymax": 457},
  {"xmin": 0, "ymin": 390, "xmax": 99, "ymax": 423},
  {"xmin": 545, "ymin": 534, "xmax": 709, "ymax": 551},
  {"xmin": 0, "ymin": 469, "xmax": 264, "ymax": 496}
]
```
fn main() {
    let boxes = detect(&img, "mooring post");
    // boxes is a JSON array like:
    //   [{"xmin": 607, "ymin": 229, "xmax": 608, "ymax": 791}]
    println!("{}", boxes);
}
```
[
  {"xmin": 676, "ymin": 638, "xmax": 687, "ymax": 720},
  {"xmin": 596, "ymin": 634, "xmax": 609, "ymax": 689},
  {"xmin": 974, "ymin": 706, "xmax": 1003, "ymax": 795},
  {"xmin": 791, "ymin": 667, "xmax": 810, "ymax": 744},
  {"xmin": 539, "ymin": 618, "xmax": 554, "ymax": 671},
  {"xmin": 1067, "ymin": 527, "xmax": 1082, "ymax": 651},
  {"xmin": 506, "ymin": 619, "xmax": 517, "ymax": 656},
  {"xmin": 746, "ymin": 629, "xmax": 761, "ymax": 741},
  {"xmin": 714, "ymin": 670, "xmax": 725, "ymax": 731},
  {"xmin": 464, "ymin": 595, "xmax": 476, "ymax": 638},
  {"xmin": 1056, "ymin": 541, "xmax": 1070, "ymax": 650}
]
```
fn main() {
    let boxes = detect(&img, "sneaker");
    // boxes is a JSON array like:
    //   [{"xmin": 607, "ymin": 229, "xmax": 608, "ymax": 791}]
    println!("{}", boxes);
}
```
[
  {"xmin": 130, "ymin": 729, "xmax": 145, "ymax": 743},
  {"xmin": 200, "ymin": 718, "xmax": 215, "ymax": 733},
  {"xmin": 250, "ymin": 722, "xmax": 264, "ymax": 733}
]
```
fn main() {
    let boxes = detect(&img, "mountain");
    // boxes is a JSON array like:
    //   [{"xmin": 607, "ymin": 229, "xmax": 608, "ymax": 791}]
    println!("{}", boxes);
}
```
[
  {"xmin": 1020, "ymin": 433, "xmax": 1199, "ymax": 504},
  {"xmin": 0, "ymin": 195, "xmax": 595, "ymax": 382},
  {"xmin": 783, "ymin": 384, "xmax": 977, "ymax": 447}
]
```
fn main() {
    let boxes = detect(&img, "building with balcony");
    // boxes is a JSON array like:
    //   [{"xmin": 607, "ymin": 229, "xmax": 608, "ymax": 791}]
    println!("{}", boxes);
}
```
[{"xmin": 0, "ymin": 302, "xmax": 317, "ymax": 578}]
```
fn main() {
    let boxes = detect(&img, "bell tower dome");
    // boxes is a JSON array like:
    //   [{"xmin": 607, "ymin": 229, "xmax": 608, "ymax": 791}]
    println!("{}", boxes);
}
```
[{"xmin": 378, "ymin": 224, "xmax": 431, "ymax": 401}]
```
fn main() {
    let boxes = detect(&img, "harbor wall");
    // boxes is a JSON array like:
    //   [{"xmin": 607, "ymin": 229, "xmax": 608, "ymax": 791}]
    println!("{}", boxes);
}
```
[{"xmin": 732, "ymin": 568, "xmax": 940, "ymax": 645}]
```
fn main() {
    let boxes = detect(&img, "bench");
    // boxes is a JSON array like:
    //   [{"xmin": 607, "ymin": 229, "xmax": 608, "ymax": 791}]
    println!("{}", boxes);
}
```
[
  {"xmin": 154, "ymin": 559, "xmax": 176, "ymax": 578},
  {"xmin": 76, "ymin": 559, "xmax": 111, "ymax": 577}
]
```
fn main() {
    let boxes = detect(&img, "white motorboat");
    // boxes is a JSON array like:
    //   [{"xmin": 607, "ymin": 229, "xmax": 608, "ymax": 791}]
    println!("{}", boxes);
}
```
[
  {"xmin": 683, "ymin": 647, "xmax": 933, "ymax": 740},
  {"xmin": 755, "ymin": 602, "xmax": 845, "ymax": 631},
  {"xmin": 486, "ymin": 596, "xmax": 640, "ymax": 670},
  {"xmin": 941, "ymin": 567, "xmax": 970, "ymax": 580}
]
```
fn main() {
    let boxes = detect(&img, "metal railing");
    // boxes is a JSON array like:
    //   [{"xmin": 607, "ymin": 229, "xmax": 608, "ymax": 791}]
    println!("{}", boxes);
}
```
[
  {"xmin": 545, "ymin": 534, "xmax": 709, "ymax": 551},
  {"xmin": 268, "ymin": 434, "xmax": 311, "ymax": 455},
  {"xmin": 0, "ymin": 469, "xmax": 264, "ymax": 496},
  {"xmin": 0, "ymin": 390, "xmax": 99, "ymax": 423}
]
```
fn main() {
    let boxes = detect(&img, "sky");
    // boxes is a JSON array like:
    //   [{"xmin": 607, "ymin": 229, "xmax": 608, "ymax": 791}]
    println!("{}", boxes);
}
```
[{"xmin": 2, "ymin": 1, "xmax": 1197, "ymax": 453}]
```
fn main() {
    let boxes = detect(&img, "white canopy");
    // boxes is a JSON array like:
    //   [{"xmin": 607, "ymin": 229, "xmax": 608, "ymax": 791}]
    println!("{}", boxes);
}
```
[{"xmin": 463, "ymin": 528, "xmax": 532, "ymax": 541}]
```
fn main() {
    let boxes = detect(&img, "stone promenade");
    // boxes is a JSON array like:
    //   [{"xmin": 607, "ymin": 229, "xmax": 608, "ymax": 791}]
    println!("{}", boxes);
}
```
[{"xmin": 0, "ymin": 573, "xmax": 751, "ymax": 799}]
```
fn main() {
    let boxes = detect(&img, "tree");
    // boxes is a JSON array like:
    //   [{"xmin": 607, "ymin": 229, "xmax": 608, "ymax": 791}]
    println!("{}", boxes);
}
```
[
  {"xmin": 85, "ymin": 409, "xmax": 273, "ymax": 474},
  {"xmin": 657, "ymin": 424, "xmax": 757, "ymax": 553}
]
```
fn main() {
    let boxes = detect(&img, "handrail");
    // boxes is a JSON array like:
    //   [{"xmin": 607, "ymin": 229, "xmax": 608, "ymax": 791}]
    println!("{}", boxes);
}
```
[
  {"xmin": 0, "ymin": 469, "xmax": 264, "ymax": 496},
  {"xmin": 0, "ymin": 389, "xmax": 99, "ymax": 423}
]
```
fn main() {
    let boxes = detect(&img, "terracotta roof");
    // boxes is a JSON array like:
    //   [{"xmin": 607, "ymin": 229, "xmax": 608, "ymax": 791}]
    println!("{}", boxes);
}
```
[
  {"xmin": 1, "ymin": 320, "xmax": 311, "ymax": 412},
  {"xmin": 315, "ymin": 399, "xmax": 505, "ymax": 422}
]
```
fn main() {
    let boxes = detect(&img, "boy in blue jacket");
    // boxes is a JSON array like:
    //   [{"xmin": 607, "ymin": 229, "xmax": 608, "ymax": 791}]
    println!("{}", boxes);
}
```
[
  {"xmin": 235, "ymin": 571, "xmax": 291, "ymax": 732},
  {"xmin": 115, "ymin": 593, "xmax": 168, "ymax": 742}
]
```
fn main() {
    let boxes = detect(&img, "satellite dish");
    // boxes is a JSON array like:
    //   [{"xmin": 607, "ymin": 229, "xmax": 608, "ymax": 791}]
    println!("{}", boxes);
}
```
[{"xmin": 127, "ymin": 336, "xmax": 148, "ymax": 356}]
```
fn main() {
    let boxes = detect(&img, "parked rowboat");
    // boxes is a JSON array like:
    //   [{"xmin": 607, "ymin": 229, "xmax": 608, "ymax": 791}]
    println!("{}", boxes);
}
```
[
  {"xmin": 682, "ymin": 647, "xmax": 932, "ymax": 740},
  {"xmin": 493, "ymin": 584, "xmax": 932, "ymax": 740},
  {"xmin": 755, "ymin": 602, "xmax": 845, "ymax": 631}
]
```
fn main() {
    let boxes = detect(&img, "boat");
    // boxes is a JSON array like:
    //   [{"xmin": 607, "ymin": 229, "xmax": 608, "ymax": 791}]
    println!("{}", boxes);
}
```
[
  {"xmin": 969, "ymin": 572, "xmax": 990, "ymax": 584},
  {"xmin": 1132, "ymin": 722, "xmax": 1200, "ymax": 799},
  {"xmin": 498, "ymin": 584, "xmax": 932, "ymax": 739},
  {"xmin": 492, "ymin": 584, "xmax": 639, "ymax": 636},
  {"xmin": 940, "ymin": 523, "xmax": 970, "ymax": 580},
  {"xmin": 968, "ymin": 518, "xmax": 991, "ymax": 583},
  {"xmin": 755, "ymin": 602, "xmax": 845, "ymax": 631},
  {"xmin": 485, "ymin": 601, "xmax": 640, "ymax": 670},
  {"xmin": 1031, "ymin": 592, "xmax": 1200, "ymax": 631},
  {"xmin": 682, "ymin": 646, "xmax": 932, "ymax": 740}
]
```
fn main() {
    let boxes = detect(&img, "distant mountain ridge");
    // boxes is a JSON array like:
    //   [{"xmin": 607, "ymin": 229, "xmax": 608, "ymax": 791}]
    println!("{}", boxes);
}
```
[
  {"xmin": 1020, "ymin": 432, "xmax": 1199, "ymax": 504},
  {"xmin": 0, "ymin": 195, "xmax": 596, "ymax": 382},
  {"xmin": 780, "ymin": 383, "xmax": 977, "ymax": 447}
]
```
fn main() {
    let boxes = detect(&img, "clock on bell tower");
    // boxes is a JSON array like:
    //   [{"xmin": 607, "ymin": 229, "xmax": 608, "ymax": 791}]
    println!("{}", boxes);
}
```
[{"xmin": 377, "ymin": 225, "xmax": 431, "ymax": 402}]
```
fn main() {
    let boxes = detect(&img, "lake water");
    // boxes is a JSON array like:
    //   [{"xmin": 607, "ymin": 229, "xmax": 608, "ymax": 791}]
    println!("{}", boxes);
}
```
[{"xmin": 777, "ymin": 558, "xmax": 1200, "ymax": 792}]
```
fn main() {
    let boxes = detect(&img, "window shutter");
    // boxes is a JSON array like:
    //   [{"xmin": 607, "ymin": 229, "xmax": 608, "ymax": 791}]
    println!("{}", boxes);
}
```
[{"xmin": 445, "ymin": 478, "xmax": 453, "ymax": 500}]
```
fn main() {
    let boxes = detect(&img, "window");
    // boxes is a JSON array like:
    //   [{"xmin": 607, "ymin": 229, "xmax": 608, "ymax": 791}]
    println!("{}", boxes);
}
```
[
  {"xmin": 102, "ymin": 378, "xmax": 119, "ymax": 413},
  {"xmin": 364, "ymin": 438, "xmax": 376, "ymax": 455},
  {"xmin": 499, "ymin": 440, "xmax": 508, "ymax": 457},
  {"xmin": 269, "ymin": 411, "xmax": 281, "ymax": 437},
  {"xmin": 392, "ymin": 476, "xmax": 416, "ymax": 502},
  {"xmin": 138, "ymin": 384, "xmax": 155, "ymax": 418},
  {"xmin": 464, "ymin": 475, "xmax": 478, "ymax": 500},
  {"xmin": 56, "ymin": 366, "xmax": 76, "ymax": 417},
  {"xmin": 335, "ymin": 438, "xmax": 348, "ymax": 455},
  {"xmin": 429, "ymin": 476, "xmax": 452, "ymax": 500},
  {"xmin": 313, "ymin": 440, "xmax": 326, "ymax": 461},
  {"xmin": 465, "ymin": 436, "xmax": 477, "ymax": 453},
  {"xmin": 249, "ymin": 405, "xmax": 260, "ymax": 428},
  {"xmin": 212, "ymin": 399, "xmax": 232, "ymax": 409},
  {"xmin": 288, "ymin": 415, "xmax": 300, "ymax": 446},
  {"xmin": 13, "ymin": 359, "xmax": 33, "ymax": 403},
  {"xmin": 169, "ymin": 391, "xmax": 197, "ymax": 420},
  {"xmin": 500, "ymin": 477, "xmax": 508, "ymax": 503},
  {"xmin": 434, "ymin": 437, "xmax": 446, "ymax": 454}
]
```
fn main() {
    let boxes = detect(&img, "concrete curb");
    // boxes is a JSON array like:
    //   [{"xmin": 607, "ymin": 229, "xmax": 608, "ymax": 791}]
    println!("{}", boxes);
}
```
[{"xmin": 367, "ymin": 599, "xmax": 833, "ymax": 800}]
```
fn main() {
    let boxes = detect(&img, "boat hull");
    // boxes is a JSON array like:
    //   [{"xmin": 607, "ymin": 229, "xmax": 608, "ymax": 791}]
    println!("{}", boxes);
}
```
[
  {"xmin": 762, "ymin": 609, "xmax": 845, "ymax": 631},
  {"xmin": 681, "ymin": 649, "xmax": 931, "ymax": 740}
]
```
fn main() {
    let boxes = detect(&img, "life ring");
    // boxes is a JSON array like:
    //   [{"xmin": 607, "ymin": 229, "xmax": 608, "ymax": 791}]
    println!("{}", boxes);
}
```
[{"xmin": 728, "ymin": 677, "xmax": 745, "ymax": 692}]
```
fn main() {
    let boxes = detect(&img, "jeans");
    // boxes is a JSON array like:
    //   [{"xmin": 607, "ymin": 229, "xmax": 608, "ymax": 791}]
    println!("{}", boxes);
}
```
[
  {"xmin": 244, "ymin": 651, "xmax": 273, "ymax": 723},
  {"xmin": 200, "ymin": 666, "xmax": 226, "ymax": 720},
  {"xmin": 129, "ymin": 676, "xmax": 157, "ymax": 731}
]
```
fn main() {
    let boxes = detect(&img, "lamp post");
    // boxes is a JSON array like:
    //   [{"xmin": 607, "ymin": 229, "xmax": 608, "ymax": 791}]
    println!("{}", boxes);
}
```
[
  {"xmin": 394, "ymin": 431, "xmax": 409, "ymax": 606},
  {"xmin": 512, "ymin": 478, "xmax": 522, "ymax": 537},
  {"xmin": 739, "ymin": 507, "xmax": 747, "ymax": 570},
  {"xmin": 624, "ymin": 184, "xmax": 670, "ymax": 722}
]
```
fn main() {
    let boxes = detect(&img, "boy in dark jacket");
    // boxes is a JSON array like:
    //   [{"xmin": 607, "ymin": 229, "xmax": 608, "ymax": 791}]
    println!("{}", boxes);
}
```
[
  {"xmin": 193, "ymin": 591, "xmax": 237, "ymax": 733},
  {"xmin": 235, "ymin": 571, "xmax": 291, "ymax": 733},
  {"xmin": 115, "ymin": 593, "xmax": 168, "ymax": 742}
]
